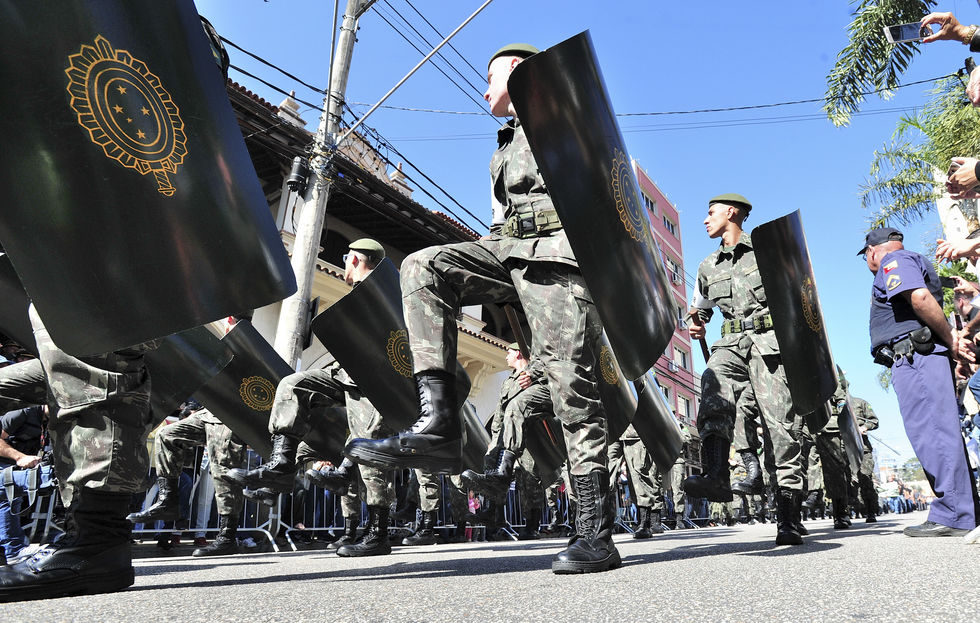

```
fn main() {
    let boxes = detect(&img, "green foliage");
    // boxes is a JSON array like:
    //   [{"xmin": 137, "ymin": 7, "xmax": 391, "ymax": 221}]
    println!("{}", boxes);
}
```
[
  {"xmin": 860, "ymin": 77, "xmax": 980, "ymax": 227},
  {"xmin": 876, "ymin": 366, "xmax": 892, "ymax": 390},
  {"xmin": 825, "ymin": 0, "xmax": 938, "ymax": 127},
  {"xmin": 899, "ymin": 457, "xmax": 926, "ymax": 481}
]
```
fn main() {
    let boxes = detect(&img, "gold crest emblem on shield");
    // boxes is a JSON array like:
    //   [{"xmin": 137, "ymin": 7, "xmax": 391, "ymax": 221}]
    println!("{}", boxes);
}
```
[
  {"xmin": 599, "ymin": 344, "xmax": 619, "ymax": 385},
  {"xmin": 386, "ymin": 329, "xmax": 413, "ymax": 378},
  {"xmin": 65, "ymin": 35, "xmax": 187, "ymax": 196},
  {"xmin": 610, "ymin": 148, "xmax": 651, "ymax": 246},
  {"xmin": 238, "ymin": 376, "xmax": 276, "ymax": 411}
]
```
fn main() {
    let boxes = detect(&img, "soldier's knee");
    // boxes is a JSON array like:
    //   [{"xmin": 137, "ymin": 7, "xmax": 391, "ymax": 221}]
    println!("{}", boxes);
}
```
[{"xmin": 401, "ymin": 247, "xmax": 440, "ymax": 294}]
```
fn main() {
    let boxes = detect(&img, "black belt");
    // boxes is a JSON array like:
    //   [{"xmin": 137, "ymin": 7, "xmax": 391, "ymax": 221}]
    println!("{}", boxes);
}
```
[{"xmin": 872, "ymin": 326, "xmax": 935, "ymax": 367}]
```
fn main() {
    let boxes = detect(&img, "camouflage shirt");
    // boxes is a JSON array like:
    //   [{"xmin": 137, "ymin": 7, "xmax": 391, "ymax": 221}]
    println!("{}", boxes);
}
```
[
  {"xmin": 490, "ymin": 118, "xmax": 576, "ymax": 266},
  {"xmin": 694, "ymin": 231, "xmax": 778, "ymax": 356}
]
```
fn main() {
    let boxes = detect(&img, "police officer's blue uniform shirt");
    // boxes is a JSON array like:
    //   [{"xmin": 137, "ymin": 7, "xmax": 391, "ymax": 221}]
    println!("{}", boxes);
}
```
[{"xmin": 868, "ymin": 249, "xmax": 942, "ymax": 351}]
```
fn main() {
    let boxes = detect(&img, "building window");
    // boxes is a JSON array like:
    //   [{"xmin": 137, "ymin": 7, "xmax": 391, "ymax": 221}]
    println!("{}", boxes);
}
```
[
  {"xmin": 678, "ymin": 395, "xmax": 693, "ymax": 423},
  {"xmin": 663, "ymin": 215, "xmax": 677, "ymax": 237},
  {"xmin": 673, "ymin": 346, "xmax": 689, "ymax": 371},
  {"xmin": 643, "ymin": 193, "xmax": 657, "ymax": 215},
  {"xmin": 664, "ymin": 256, "xmax": 682, "ymax": 286},
  {"xmin": 657, "ymin": 381, "xmax": 671, "ymax": 403}
]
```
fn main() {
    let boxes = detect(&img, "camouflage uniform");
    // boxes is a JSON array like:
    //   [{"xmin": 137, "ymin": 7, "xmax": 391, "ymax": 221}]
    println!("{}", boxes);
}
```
[
  {"xmin": 401, "ymin": 118, "xmax": 606, "ymax": 476},
  {"xmin": 487, "ymin": 362, "xmax": 550, "ymax": 463},
  {"xmin": 608, "ymin": 425, "xmax": 663, "ymax": 512},
  {"xmin": 694, "ymin": 232, "xmax": 804, "ymax": 491},
  {"xmin": 0, "ymin": 306, "xmax": 158, "ymax": 506},
  {"xmin": 270, "ymin": 362, "xmax": 394, "ymax": 511},
  {"xmin": 666, "ymin": 425, "xmax": 690, "ymax": 517},
  {"xmin": 152, "ymin": 408, "xmax": 245, "ymax": 516},
  {"xmin": 415, "ymin": 469, "xmax": 441, "ymax": 513},
  {"xmin": 851, "ymin": 396, "xmax": 879, "ymax": 509}
]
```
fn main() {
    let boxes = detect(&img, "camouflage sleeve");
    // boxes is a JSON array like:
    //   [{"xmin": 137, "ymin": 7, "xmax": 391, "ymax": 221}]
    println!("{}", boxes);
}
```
[
  {"xmin": 693, "ymin": 263, "xmax": 714, "ymax": 324},
  {"xmin": 853, "ymin": 397, "xmax": 878, "ymax": 431}
]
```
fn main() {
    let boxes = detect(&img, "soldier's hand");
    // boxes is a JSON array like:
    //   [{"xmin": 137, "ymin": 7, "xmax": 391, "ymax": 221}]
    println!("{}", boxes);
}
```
[
  {"xmin": 518, "ymin": 371, "xmax": 532, "ymax": 389},
  {"xmin": 688, "ymin": 323, "xmax": 706, "ymax": 340},
  {"xmin": 16, "ymin": 454, "xmax": 41, "ymax": 468}
]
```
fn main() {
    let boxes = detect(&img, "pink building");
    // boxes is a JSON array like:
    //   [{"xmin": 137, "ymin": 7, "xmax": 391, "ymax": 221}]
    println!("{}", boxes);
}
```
[{"xmin": 634, "ymin": 161, "xmax": 701, "ymax": 472}]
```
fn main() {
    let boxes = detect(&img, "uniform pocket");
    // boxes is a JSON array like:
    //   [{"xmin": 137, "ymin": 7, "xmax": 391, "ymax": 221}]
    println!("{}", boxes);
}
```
[{"xmin": 705, "ymin": 275, "xmax": 731, "ymax": 301}]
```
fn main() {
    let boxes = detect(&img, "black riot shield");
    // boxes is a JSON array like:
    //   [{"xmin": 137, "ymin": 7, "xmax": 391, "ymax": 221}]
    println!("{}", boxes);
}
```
[
  {"xmin": 594, "ymin": 332, "xmax": 638, "ymax": 442},
  {"xmin": 839, "ymin": 395, "xmax": 865, "ymax": 476},
  {"xmin": 144, "ymin": 326, "xmax": 233, "ymax": 420},
  {"xmin": 524, "ymin": 416, "xmax": 567, "ymax": 486},
  {"xmin": 0, "ymin": 0, "xmax": 295, "ymax": 357},
  {"xmin": 193, "ymin": 321, "xmax": 348, "ymax": 463},
  {"xmin": 310, "ymin": 258, "xmax": 472, "ymax": 434},
  {"xmin": 752, "ymin": 210, "xmax": 837, "ymax": 414},
  {"xmin": 0, "ymin": 254, "xmax": 36, "ymax": 356},
  {"xmin": 508, "ymin": 31, "xmax": 675, "ymax": 380},
  {"xmin": 461, "ymin": 402, "xmax": 492, "ymax": 474},
  {"xmin": 630, "ymin": 372, "xmax": 684, "ymax": 473}
]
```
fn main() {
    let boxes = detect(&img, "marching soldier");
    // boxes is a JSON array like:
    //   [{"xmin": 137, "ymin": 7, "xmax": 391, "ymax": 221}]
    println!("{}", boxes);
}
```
[
  {"xmin": 347, "ymin": 44, "xmax": 618, "ymax": 574},
  {"xmin": 850, "ymin": 395, "xmax": 879, "ymax": 522},
  {"xmin": 225, "ymin": 239, "xmax": 396, "ymax": 557},
  {"xmin": 684, "ymin": 194, "xmax": 808, "ymax": 545},
  {"xmin": 607, "ymin": 425, "xmax": 665, "ymax": 538},
  {"xmin": 0, "ymin": 307, "xmax": 158, "ymax": 600},
  {"xmin": 127, "ymin": 400, "xmax": 247, "ymax": 557}
]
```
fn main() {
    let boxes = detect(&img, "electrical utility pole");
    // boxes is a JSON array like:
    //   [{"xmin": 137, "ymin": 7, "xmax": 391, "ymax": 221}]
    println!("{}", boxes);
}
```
[{"xmin": 273, "ymin": 0, "xmax": 375, "ymax": 368}]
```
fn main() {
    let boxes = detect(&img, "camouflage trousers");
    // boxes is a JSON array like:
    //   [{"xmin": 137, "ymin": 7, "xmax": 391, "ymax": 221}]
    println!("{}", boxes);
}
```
[
  {"xmin": 414, "ymin": 470, "xmax": 468, "ymax": 519},
  {"xmin": 0, "ymin": 309, "xmax": 157, "ymax": 506},
  {"xmin": 698, "ymin": 340, "xmax": 804, "ymax": 491},
  {"xmin": 857, "ymin": 441, "xmax": 876, "ymax": 509},
  {"xmin": 339, "ymin": 391, "xmax": 394, "ymax": 514},
  {"xmin": 401, "ymin": 237, "xmax": 606, "ymax": 475},
  {"xmin": 802, "ymin": 431, "xmax": 823, "ymax": 492},
  {"xmin": 153, "ymin": 409, "xmax": 245, "ymax": 516},
  {"xmin": 486, "ymin": 383, "xmax": 554, "ymax": 462},
  {"xmin": 608, "ymin": 439, "xmax": 663, "ymax": 511},
  {"xmin": 814, "ymin": 431, "xmax": 850, "ymax": 501},
  {"xmin": 667, "ymin": 458, "xmax": 686, "ymax": 516}
]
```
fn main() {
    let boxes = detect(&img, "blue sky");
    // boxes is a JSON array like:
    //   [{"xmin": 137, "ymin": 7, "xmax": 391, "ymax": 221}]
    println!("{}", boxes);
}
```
[{"xmin": 199, "ymin": 0, "xmax": 980, "ymax": 463}]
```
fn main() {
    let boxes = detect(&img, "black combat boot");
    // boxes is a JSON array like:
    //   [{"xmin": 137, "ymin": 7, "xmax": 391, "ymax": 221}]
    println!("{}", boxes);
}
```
[
  {"xmin": 242, "ymin": 487, "xmax": 278, "ymax": 507},
  {"xmin": 0, "ymin": 490, "xmax": 134, "ymax": 602},
  {"xmin": 732, "ymin": 451, "xmax": 765, "ymax": 495},
  {"xmin": 345, "ymin": 371, "xmax": 461, "ymax": 473},
  {"xmin": 682, "ymin": 436, "xmax": 733, "ymax": 502},
  {"xmin": 337, "ymin": 506, "xmax": 391, "ymax": 557},
  {"xmin": 801, "ymin": 488, "xmax": 822, "ymax": 520},
  {"xmin": 449, "ymin": 520, "xmax": 469, "ymax": 543},
  {"xmin": 793, "ymin": 493, "xmax": 809, "ymax": 536},
  {"xmin": 461, "ymin": 450, "xmax": 516, "ymax": 500},
  {"xmin": 402, "ymin": 510, "xmax": 438, "ymax": 546},
  {"xmin": 865, "ymin": 499, "xmax": 877, "ymax": 523},
  {"xmin": 306, "ymin": 457, "xmax": 354, "ymax": 493},
  {"xmin": 328, "ymin": 516, "xmax": 358, "ymax": 550},
  {"xmin": 552, "ymin": 470, "xmax": 621, "ymax": 574},
  {"xmin": 649, "ymin": 511, "xmax": 665, "ymax": 534},
  {"xmin": 127, "ymin": 477, "xmax": 180, "ymax": 524},
  {"xmin": 774, "ymin": 488, "xmax": 804, "ymax": 546},
  {"xmin": 224, "ymin": 434, "xmax": 301, "ymax": 492},
  {"xmin": 633, "ymin": 506, "xmax": 653, "ymax": 539},
  {"xmin": 832, "ymin": 498, "xmax": 852, "ymax": 529},
  {"xmin": 518, "ymin": 507, "xmax": 542, "ymax": 541},
  {"xmin": 485, "ymin": 501, "xmax": 512, "ymax": 541},
  {"xmin": 193, "ymin": 515, "xmax": 240, "ymax": 557}
]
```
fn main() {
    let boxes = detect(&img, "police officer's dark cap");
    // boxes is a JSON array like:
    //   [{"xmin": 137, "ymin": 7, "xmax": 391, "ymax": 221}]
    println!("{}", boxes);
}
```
[
  {"xmin": 857, "ymin": 227, "xmax": 903, "ymax": 255},
  {"xmin": 348, "ymin": 238, "xmax": 385, "ymax": 261},
  {"xmin": 488, "ymin": 43, "xmax": 540, "ymax": 69},
  {"xmin": 708, "ymin": 193, "xmax": 752, "ymax": 213}
]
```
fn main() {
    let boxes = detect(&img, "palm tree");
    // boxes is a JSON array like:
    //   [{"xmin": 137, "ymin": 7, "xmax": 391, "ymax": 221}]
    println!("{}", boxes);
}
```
[{"xmin": 824, "ymin": 0, "xmax": 937, "ymax": 127}]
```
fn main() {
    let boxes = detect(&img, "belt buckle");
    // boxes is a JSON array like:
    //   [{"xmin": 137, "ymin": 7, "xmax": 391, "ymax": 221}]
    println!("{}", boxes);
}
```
[{"xmin": 518, "ymin": 215, "xmax": 535, "ymax": 236}]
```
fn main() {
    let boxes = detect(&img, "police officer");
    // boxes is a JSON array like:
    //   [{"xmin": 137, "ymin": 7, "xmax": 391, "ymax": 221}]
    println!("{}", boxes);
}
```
[
  {"xmin": 346, "ymin": 43, "xmax": 617, "ymax": 574},
  {"xmin": 685, "ymin": 194, "xmax": 807, "ymax": 545},
  {"xmin": 127, "ymin": 401, "xmax": 246, "ymax": 557},
  {"xmin": 861, "ymin": 226, "xmax": 980, "ymax": 536},
  {"xmin": 226, "ymin": 238, "xmax": 396, "ymax": 557}
]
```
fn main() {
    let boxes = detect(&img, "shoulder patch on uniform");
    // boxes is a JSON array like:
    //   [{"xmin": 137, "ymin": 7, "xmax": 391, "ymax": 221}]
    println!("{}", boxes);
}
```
[
  {"xmin": 886, "ymin": 274, "xmax": 902, "ymax": 291},
  {"xmin": 883, "ymin": 260, "xmax": 898, "ymax": 274}
]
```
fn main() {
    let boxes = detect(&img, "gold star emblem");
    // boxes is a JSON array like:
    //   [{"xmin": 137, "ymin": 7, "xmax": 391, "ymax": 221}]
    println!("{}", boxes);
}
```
[
  {"xmin": 126, "ymin": 117, "xmax": 132, "ymax": 123},
  {"xmin": 140, "ymin": 106, "xmax": 149, "ymax": 116},
  {"xmin": 113, "ymin": 105, "xmax": 123, "ymax": 113},
  {"xmin": 116, "ymin": 85, "xmax": 127, "ymax": 95},
  {"xmin": 136, "ymin": 129, "xmax": 145, "ymax": 139}
]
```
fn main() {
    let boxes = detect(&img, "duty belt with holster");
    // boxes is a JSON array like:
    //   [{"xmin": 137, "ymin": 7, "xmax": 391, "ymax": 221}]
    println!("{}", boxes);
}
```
[
  {"xmin": 720, "ymin": 313, "xmax": 773, "ymax": 337},
  {"xmin": 501, "ymin": 208, "xmax": 562, "ymax": 239},
  {"xmin": 872, "ymin": 326, "xmax": 935, "ymax": 368}
]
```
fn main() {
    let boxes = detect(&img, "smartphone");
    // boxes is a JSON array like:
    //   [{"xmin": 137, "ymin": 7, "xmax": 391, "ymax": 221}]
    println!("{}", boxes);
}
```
[
  {"xmin": 940, "ymin": 276, "xmax": 958, "ymax": 289},
  {"xmin": 883, "ymin": 22, "xmax": 934, "ymax": 43}
]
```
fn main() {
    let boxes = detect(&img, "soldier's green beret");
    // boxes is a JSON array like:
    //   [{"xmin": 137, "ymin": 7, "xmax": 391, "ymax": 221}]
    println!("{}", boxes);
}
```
[
  {"xmin": 488, "ymin": 43, "xmax": 540, "ymax": 69},
  {"xmin": 348, "ymin": 238, "xmax": 385, "ymax": 260},
  {"xmin": 506, "ymin": 342, "xmax": 520, "ymax": 351},
  {"xmin": 708, "ymin": 193, "xmax": 752, "ymax": 213}
]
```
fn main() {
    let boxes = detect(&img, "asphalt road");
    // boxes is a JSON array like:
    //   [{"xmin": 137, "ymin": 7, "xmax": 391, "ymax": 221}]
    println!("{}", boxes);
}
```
[{"xmin": 2, "ymin": 510, "xmax": 973, "ymax": 622}]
